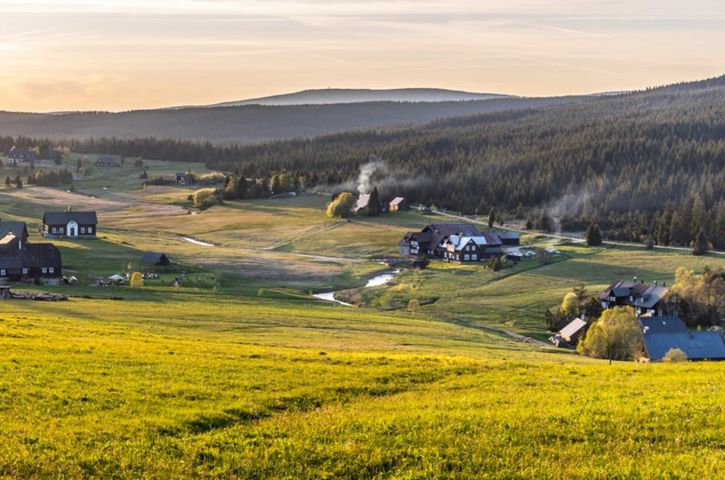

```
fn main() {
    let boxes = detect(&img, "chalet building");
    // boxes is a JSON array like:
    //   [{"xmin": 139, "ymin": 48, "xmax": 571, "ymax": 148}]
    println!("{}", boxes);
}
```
[
  {"xmin": 497, "ymin": 231, "xmax": 521, "ymax": 246},
  {"xmin": 389, "ymin": 197, "xmax": 408, "ymax": 212},
  {"xmin": 640, "ymin": 316, "xmax": 725, "ymax": 361},
  {"xmin": 42, "ymin": 211, "xmax": 98, "ymax": 238},
  {"xmin": 141, "ymin": 252, "xmax": 171, "ymax": 266},
  {"xmin": 599, "ymin": 278, "xmax": 671, "ymax": 317},
  {"xmin": 95, "ymin": 155, "xmax": 120, "ymax": 167},
  {"xmin": 399, "ymin": 223, "xmax": 503, "ymax": 261},
  {"xmin": 0, "ymin": 221, "xmax": 62, "ymax": 281},
  {"xmin": 441, "ymin": 233, "xmax": 504, "ymax": 263}
]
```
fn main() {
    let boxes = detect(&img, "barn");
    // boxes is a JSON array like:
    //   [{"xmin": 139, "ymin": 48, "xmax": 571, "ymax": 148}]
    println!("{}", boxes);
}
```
[{"xmin": 141, "ymin": 252, "xmax": 171, "ymax": 266}]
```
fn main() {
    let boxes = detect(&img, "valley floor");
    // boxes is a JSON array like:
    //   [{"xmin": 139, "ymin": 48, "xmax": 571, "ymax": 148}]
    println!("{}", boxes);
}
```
[{"xmin": 0, "ymin": 158, "xmax": 723, "ymax": 478}]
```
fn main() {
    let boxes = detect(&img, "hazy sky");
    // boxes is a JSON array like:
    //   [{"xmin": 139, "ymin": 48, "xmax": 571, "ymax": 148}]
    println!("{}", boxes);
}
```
[{"xmin": 2, "ymin": 0, "xmax": 725, "ymax": 112}]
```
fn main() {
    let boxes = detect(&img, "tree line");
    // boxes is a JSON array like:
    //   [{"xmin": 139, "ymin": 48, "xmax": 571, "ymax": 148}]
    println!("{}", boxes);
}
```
[{"xmin": 2, "ymin": 76, "xmax": 725, "ymax": 248}]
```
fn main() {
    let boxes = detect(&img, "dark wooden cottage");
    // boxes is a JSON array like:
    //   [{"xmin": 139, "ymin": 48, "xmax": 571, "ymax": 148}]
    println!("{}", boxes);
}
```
[
  {"xmin": 441, "ymin": 232, "xmax": 504, "ymax": 263},
  {"xmin": 497, "ymin": 231, "xmax": 521, "ymax": 246},
  {"xmin": 399, "ymin": 224, "xmax": 502, "ymax": 261},
  {"xmin": 0, "ymin": 221, "xmax": 62, "ymax": 281},
  {"xmin": 599, "ymin": 278, "xmax": 671, "ymax": 317},
  {"xmin": 42, "ymin": 211, "xmax": 98, "ymax": 238},
  {"xmin": 141, "ymin": 252, "xmax": 171, "ymax": 266}
]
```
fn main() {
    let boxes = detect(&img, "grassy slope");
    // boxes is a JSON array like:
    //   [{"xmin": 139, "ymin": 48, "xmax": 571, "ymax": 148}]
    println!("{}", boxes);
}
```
[{"xmin": 0, "ymin": 162, "xmax": 724, "ymax": 478}]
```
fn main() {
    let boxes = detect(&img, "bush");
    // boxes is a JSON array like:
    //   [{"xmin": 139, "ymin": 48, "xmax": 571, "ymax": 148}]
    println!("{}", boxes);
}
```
[
  {"xmin": 326, "ymin": 192, "xmax": 355, "ymax": 218},
  {"xmin": 192, "ymin": 188, "xmax": 224, "ymax": 210},
  {"xmin": 662, "ymin": 348, "xmax": 688, "ymax": 363}
]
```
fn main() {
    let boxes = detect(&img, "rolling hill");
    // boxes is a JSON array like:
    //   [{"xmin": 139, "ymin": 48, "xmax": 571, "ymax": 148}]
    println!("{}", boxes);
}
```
[
  {"xmin": 208, "ymin": 87, "xmax": 511, "ymax": 106},
  {"xmin": 0, "ymin": 96, "xmax": 581, "ymax": 144}
]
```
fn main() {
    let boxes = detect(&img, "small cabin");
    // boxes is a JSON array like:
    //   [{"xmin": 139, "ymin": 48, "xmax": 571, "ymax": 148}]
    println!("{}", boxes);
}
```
[
  {"xmin": 389, "ymin": 197, "xmax": 408, "ymax": 212},
  {"xmin": 141, "ymin": 252, "xmax": 171, "ymax": 266}
]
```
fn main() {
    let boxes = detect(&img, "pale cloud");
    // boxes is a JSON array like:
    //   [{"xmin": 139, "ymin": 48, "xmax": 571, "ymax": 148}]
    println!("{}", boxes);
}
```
[{"xmin": 0, "ymin": 0, "xmax": 724, "ymax": 111}]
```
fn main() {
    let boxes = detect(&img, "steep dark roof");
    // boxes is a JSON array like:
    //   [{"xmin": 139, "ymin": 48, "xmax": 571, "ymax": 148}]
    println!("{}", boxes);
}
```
[
  {"xmin": 423, "ymin": 223, "xmax": 482, "ymax": 249},
  {"xmin": 643, "ymin": 331, "xmax": 725, "ymax": 361},
  {"xmin": 43, "ymin": 211, "xmax": 98, "ymax": 225},
  {"xmin": 0, "ymin": 221, "xmax": 28, "ymax": 241},
  {"xmin": 600, "ymin": 280, "xmax": 669, "ymax": 308},
  {"xmin": 640, "ymin": 316, "xmax": 687, "ymax": 334},
  {"xmin": 141, "ymin": 252, "xmax": 170, "ymax": 264},
  {"xmin": 497, "ymin": 231, "xmax": 520, "ymax": 240}
]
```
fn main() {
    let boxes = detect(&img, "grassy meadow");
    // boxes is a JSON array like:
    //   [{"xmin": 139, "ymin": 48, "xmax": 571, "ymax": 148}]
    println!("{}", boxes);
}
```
[{"xmin": 0, "ymin": 157, "xmax": 724, "ymax": 478}]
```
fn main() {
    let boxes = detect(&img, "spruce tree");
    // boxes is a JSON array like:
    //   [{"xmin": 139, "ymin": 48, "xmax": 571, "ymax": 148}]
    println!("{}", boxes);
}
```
[
  {"xmin": 368, "ymin": 187, "xmax": 381, "ymax": 216},
  {"xmin": 488, "ymin": 209, "xmax": 496, "ymax": 228},
  {"xmin": 692, "ymin": 228, "xmax": 708, "ymax": 256},
  {"xmin": 586, "ymin": 222, "xmax": 602, "ymax": 246}
]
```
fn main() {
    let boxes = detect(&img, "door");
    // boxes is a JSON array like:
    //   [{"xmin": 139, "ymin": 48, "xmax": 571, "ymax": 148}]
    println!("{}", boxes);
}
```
[{"xmin": 67, "ymin": 220, "xmax": 78, "ymax": 237}]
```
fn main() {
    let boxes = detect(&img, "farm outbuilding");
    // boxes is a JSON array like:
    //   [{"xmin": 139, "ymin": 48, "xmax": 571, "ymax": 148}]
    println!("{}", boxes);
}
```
[
  {"xmin": 389, "ymin": 197, "xmax": 408, "ymax": 212},
  {"xmin": 141, "ymin": 252, "xmax": 171, "ymax": 266}
]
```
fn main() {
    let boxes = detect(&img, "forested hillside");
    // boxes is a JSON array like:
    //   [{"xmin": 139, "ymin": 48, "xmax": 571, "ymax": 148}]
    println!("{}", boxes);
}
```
[
  {"xmin": 0, "ymin": 96, "xmax": 573, "ymax": 144},
  {"xmin": 2, "ymin": 76, "xmax": 724, "ymax": 248}
]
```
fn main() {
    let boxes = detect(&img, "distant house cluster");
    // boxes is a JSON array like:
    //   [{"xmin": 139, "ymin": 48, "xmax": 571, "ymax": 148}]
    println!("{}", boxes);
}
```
[
  {"xmin": 95, "ymin": 155, "xmax": 120, "ymax": 167},
  {"xmin": 551, "ymin": 279, "xmax": 725, "ymax": 362},
  {"xmin": 6, "ymin": 147, "xmax": 37, "ymax": 163},
  {"xmin": 399, "ymin": 223, "xmax": 520, "ymax": 263},
  {"xmin": 0, "ymin": 221, "xmax": 62, "ymax": 281}
]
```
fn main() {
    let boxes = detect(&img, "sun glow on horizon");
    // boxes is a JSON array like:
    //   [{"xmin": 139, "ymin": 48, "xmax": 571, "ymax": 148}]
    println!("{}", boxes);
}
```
[{"xmin": 1, "ymin": 0, "xmax": 724, "ymax": 112}]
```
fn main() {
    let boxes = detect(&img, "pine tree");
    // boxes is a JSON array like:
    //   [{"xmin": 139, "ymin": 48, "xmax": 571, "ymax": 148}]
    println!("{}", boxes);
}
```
[
  {"xmin": 488, "ymin": 209, "xmax": 496, "ymax": 228},
  {"xmin": 714, "ymin": 201, "xmax": 725, "ymax": 251},
  {"xmin": 692, "ymin": 228, "xmax": 708, "ymax": 256},
  {"xmin": 367, "ymin": 187, "xmax": 381, "ymax": 216},
  {"xmin": 586, "ymin": 222, "xmax": 602, "ymax": 246}
]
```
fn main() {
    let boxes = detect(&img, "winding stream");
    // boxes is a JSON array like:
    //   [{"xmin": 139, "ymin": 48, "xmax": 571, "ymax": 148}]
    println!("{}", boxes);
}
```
[{"xmin": 313, "ymin": 269, "xmax": 401, "ymax": 306}]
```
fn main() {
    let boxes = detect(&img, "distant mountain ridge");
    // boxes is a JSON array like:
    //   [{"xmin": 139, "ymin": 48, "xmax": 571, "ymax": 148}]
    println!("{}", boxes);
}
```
[
  {"xmin": 0, "ymin": 96, "xmax": 580, "ymax": 144},
  {"xmin": 208, "ymin": 88, "xmax": 511, "ymax": 107}
]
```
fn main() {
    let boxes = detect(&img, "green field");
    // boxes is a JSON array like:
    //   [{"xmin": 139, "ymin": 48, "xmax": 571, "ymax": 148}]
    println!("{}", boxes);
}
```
[{"xmin": 0, "ymin": 159, "xmax": 724, "ymax": 478}]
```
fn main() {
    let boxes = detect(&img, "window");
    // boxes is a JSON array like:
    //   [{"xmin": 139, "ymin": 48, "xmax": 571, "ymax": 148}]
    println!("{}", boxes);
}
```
[
  {"xmin": 0, "ymin": 269, "xmax": 5, "ymax": 276},
  {"xmin": 42, "ymin": 267, "xmax": 47, "ymax": 274},
  {"xmin": 80, "ymin": 227, "xmax": 85, "ymax": 234},
  {"xmin": 49, "ymin": 267, "xmax": 54, "ymax": 273},
  {"xmin": 464, "ymin": 254, "xmax": 470, "ymax": 261},
  {"xmin": 52, "ymin": 227, "xmax": 57, "ymax": 234},
  {"xmin": 88, "ymin": 226, "xmax": 93, "ymax": 233},
  {"xmin": 471, "ymin": 254, "xmax": 477, "ymax": 261},
  {"xmin": 22, "ymin": 268, "xmax": 28, "ymax": 274},
  {"xmin": 59, "ymin": 227, "xmax": 64, "ymax": 234}
]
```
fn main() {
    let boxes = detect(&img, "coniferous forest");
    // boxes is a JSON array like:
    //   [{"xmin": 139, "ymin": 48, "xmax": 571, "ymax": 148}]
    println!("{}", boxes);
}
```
[{"xmin": 2, "ymin": 76, "xmax": 725, "ymax": 248}]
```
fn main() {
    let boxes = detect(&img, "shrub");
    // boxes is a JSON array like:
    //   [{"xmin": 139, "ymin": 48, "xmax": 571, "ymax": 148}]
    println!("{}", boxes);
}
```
[
  {"xmin": 662, "ymin": 348, "xmax": 688, "ymax": 363},
  {"xmin": 326, "ymin": 192, "xmax": 355, "ymax": 218},
  {"xmin": 193, "ymin": 188, "xmax": 224, "ymax": 210}
]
